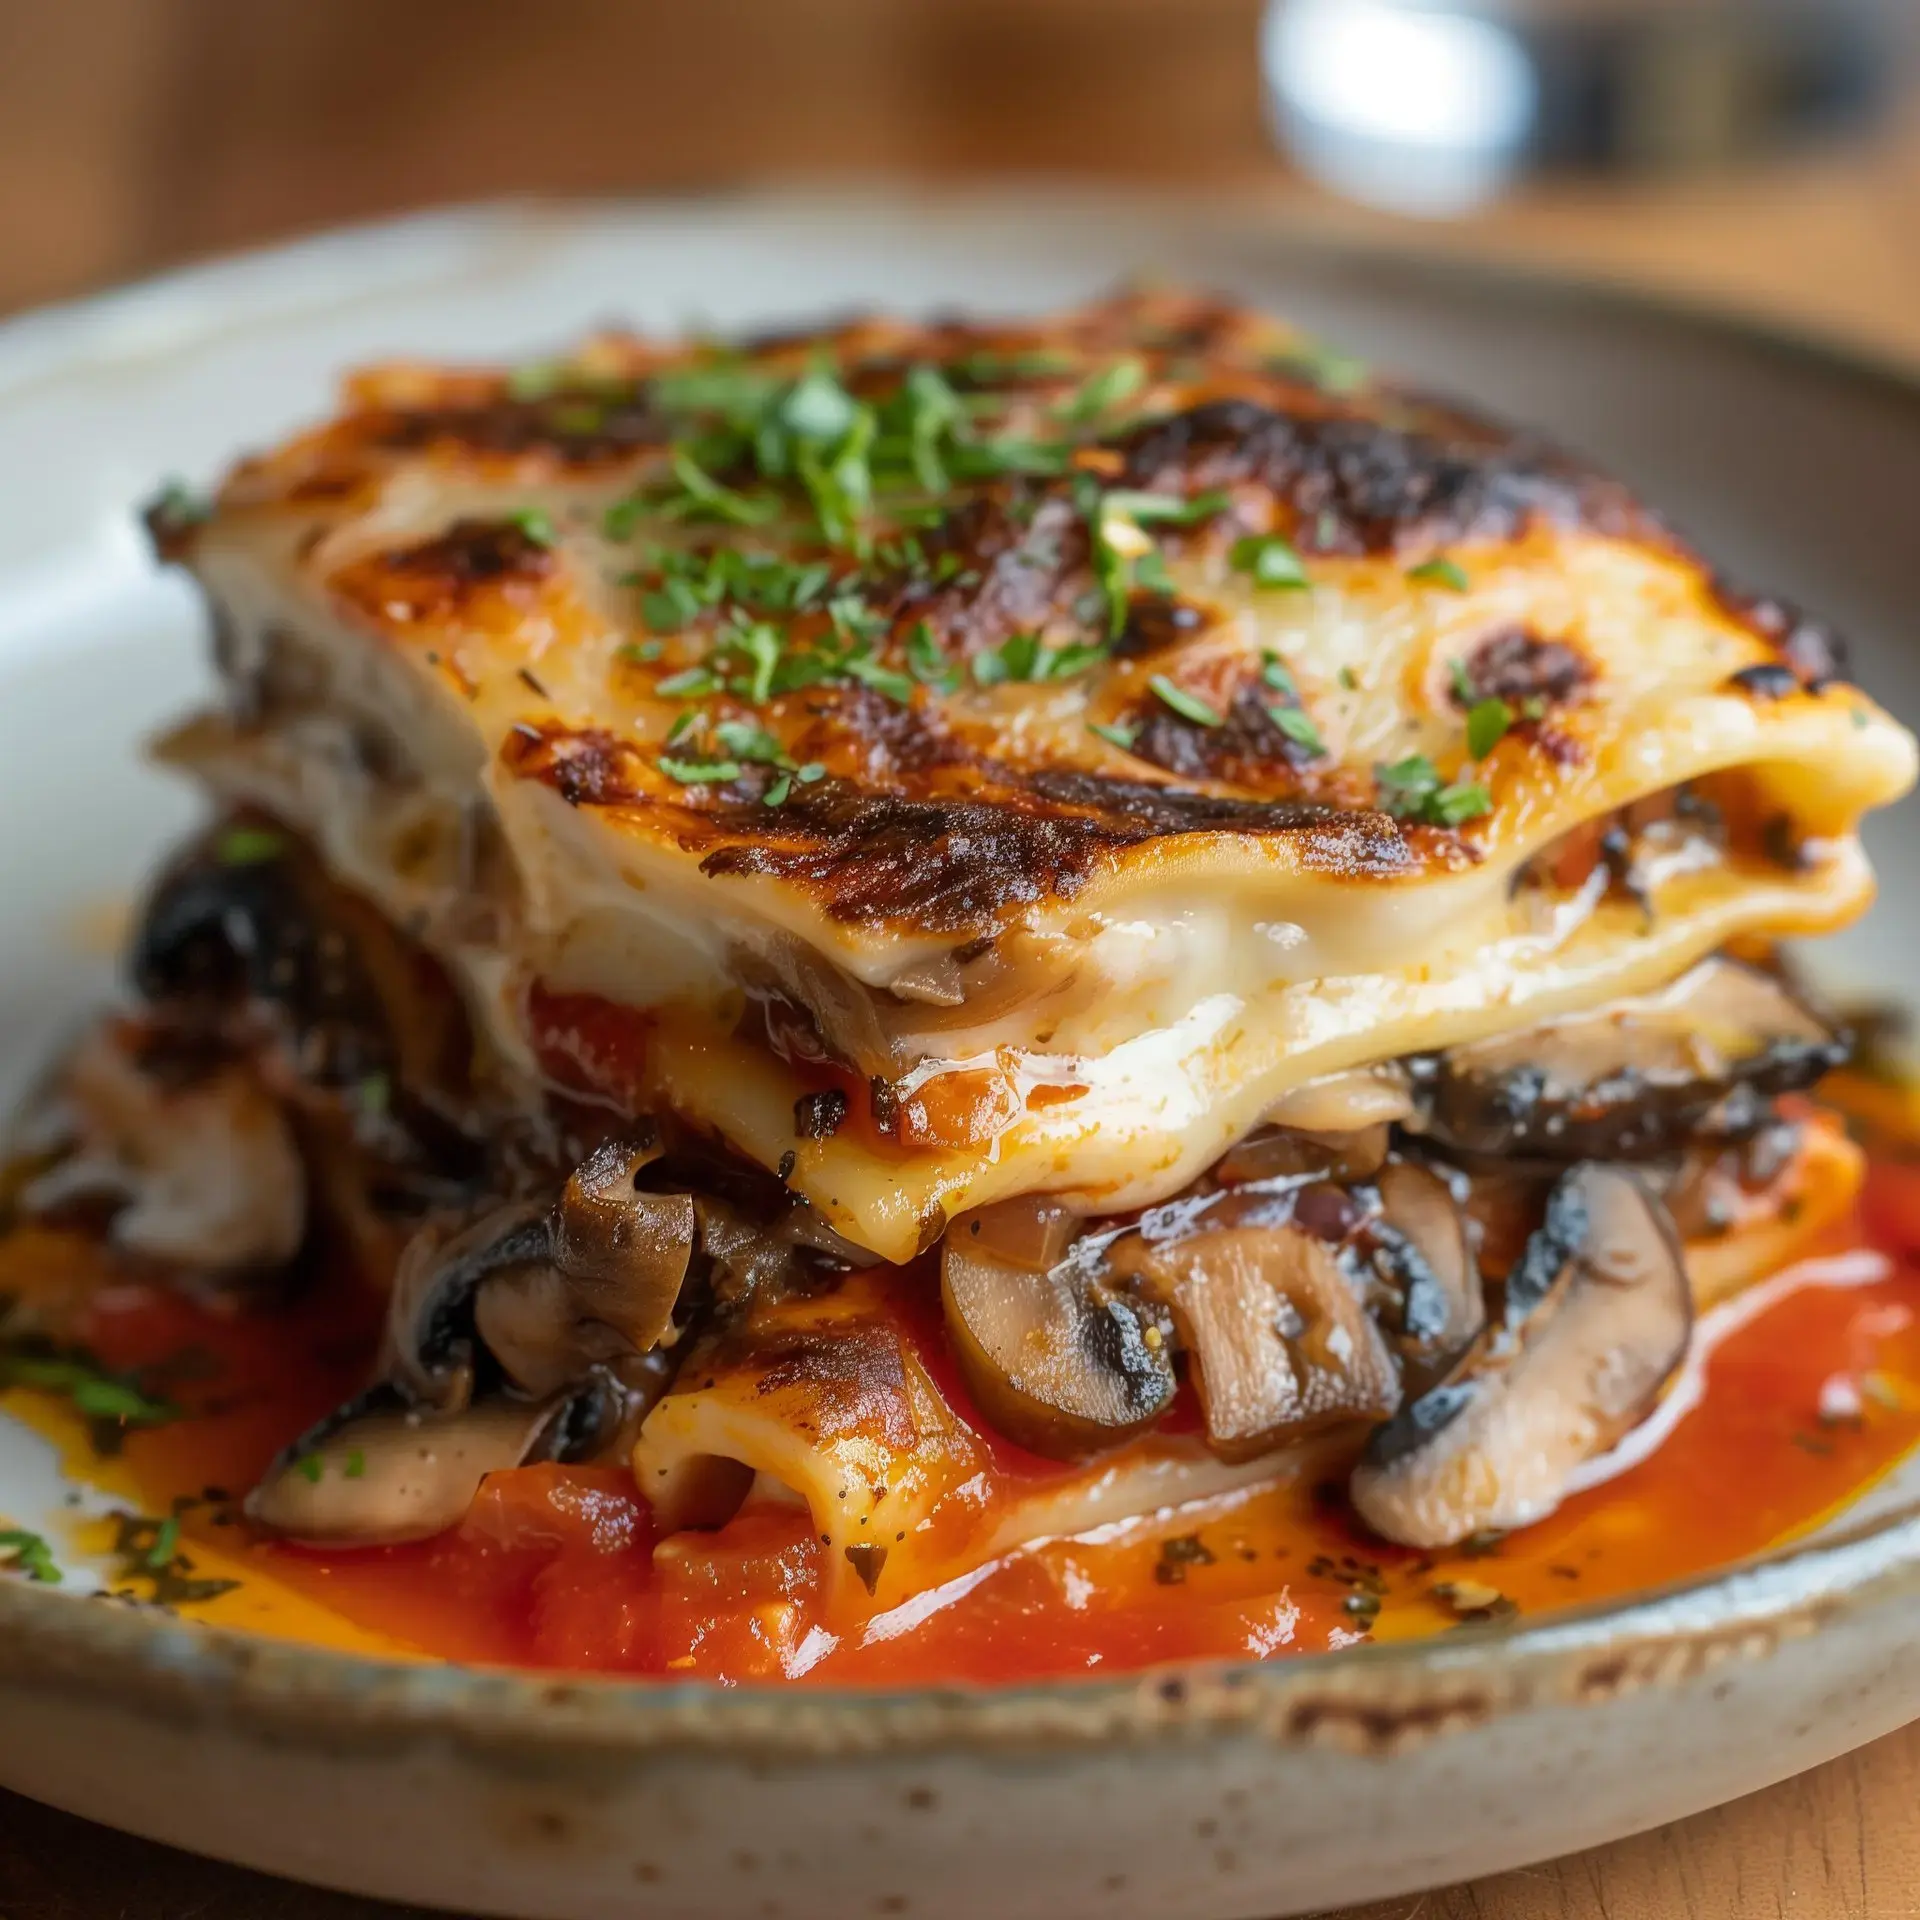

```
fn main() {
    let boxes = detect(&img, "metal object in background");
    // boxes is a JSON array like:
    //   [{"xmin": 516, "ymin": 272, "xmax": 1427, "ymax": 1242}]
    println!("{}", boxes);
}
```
[{"xmin": 1263, "ymin": 0, "xmax": 1910, "ymax": 214}]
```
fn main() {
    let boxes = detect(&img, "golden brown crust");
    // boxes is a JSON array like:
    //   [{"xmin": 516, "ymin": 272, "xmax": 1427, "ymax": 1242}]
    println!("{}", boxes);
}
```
[{"xmin": 156, "ymin": 288, "xmax": 1915, "ymax": 957}]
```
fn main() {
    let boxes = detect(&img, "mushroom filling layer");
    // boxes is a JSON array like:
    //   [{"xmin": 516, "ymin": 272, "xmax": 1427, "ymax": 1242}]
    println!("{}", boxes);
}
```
[{"xmin": 15, "ymin": 817, "xmax": 1855, "ymax": 1552}]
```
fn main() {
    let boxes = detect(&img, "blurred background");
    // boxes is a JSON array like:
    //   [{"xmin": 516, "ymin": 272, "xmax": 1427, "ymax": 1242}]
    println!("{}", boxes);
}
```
[{"xmin": 9, "ymin": 0, "xmax": 1920, "ymax": 355}]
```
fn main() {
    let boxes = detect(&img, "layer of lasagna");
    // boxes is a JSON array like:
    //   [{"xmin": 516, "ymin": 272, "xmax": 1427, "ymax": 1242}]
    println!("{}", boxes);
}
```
[{"xmin": 6, "ymin": 291, "xmax": 1916, "ymax": 1655}]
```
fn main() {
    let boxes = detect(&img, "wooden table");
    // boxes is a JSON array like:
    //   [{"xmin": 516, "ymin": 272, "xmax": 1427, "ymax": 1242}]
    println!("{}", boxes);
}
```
[{"xmin": 7, "ymin": 4, "xmax": 1920, "ymax": 1913}]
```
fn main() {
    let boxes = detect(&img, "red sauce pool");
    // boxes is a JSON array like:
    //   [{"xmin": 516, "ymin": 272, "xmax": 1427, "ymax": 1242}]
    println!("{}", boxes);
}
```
[{"xmin": 10, "ymin": 1155, "xmax": 1920, "ymax": 1687}]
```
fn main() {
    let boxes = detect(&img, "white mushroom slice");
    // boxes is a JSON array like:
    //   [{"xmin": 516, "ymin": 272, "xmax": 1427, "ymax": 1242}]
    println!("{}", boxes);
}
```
[
  {"xmin": 22, "ymin": 1026, "xmax": 303, "ymax": 1273},
  {"xmin": 1261, "ymin": 1064, "xmax": 1415, "ymax": 1134},
  {"xmin": 245, "ymin": 1392, "xmax": 582, "ymax": 1545},
  {"xmin": 1120, "ymin": 1224, "xmax": 1401, "ymax": 1462},
  {"xmin": 1350, "ymin": 1163, "xmax": 1690, "ymax": 1548},
  {"xmin": 941, "ymin": 1241, "xmax": 1175, "ymax": 1458}
]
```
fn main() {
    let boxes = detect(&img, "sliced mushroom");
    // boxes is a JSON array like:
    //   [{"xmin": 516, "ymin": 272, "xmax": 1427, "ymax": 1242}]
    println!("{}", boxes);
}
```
[
  {"xmin": 947, "ymin": 1195, "xmax": 1081, "ymax": 1272},
  {"xmin": 131, "ymin": 822, "xmax": 472, "ymax": 1131},
  {"xmin": 384, "ymin": 1139, "xmax": 695, "ymax": 1404},
  {"xmin": 245, "ymin": 1379, "xmax": 617, "ymax": 1546},
  {"xmin": 1365, "ymin": 1160, "xmax": 1483, "ymax": 1377},
  {"xmin": 941, "ymin": 1240, "xmax": 1176, "ymax": 1457},
  {"xmin": 1215, "ymin": 1123, "xmax": 1389, "ymax": 1186},
  {"xmin": 1350, "ymin": 1163, "xmax": 1690, "ymax": 1548},
  {"xmin": 1261, "ymin": 1064, "xmax": 1416, "ymax": 1134},
  {"xmin": 548, "ymin": 1141, "xmax": 695, "ymax": 1352},
  {"xmin": 21, "ymin": 1025, "xmax": 304, "ymax": 1276},
  {"xmin": 383, "ymin": 1199, "xmax": 553, "ymax": 1408},
  {"xmin": 1119, "ymin": 1220, "xmax": 1401, "ymax": 1461},
  {"xmin": 1415, "ymin": 958, "xmax": 1846, "ymax": 1161}
]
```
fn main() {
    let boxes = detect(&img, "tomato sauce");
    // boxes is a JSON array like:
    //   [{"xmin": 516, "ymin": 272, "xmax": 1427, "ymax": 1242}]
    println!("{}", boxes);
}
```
[{"xmin": 7, "ymin": 1149, "xmax": 1920, "ymax": 1687}]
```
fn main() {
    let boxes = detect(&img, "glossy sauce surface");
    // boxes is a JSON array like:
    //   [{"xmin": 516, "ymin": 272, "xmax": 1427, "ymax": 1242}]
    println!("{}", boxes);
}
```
[{"xmin": 6, "ymin": 1149, "xmax": 1920, "ymax": 1686}]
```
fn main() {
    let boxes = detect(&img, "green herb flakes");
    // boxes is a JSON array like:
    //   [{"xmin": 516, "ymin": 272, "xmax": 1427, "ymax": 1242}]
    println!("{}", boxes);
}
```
[
  {"xmin": 1089, "ymin": 719, "xmax": 1140, "ymax": 751},
  {"xmin": 655, "ymin": 665, "xmax": 722, "ymax": 700},
  {"xmin": 1261, "ymin": 651, "xmax": 1297, "ymax": 697},
  {"xmin": 1058, "ymin": 357, "xmax": 1146, "ymax": 422},
  {"xmin": 1408, "ymin": 557, "xmax": 1470, "ymax": 592},
  {"xmin": 507, "ymin": 507, "xmax": 556, "ymax": 548},
  {"xmin": 1374, "ymin": 754, "xmax": 1492, "ymax": 828},
  {"xmin": 1229, "ymin": 535, "xmax": 1309, "ymax": 590},
  {"xmin": 215, "ymin": 826, "xmax": 286, "ymax": 867},
  {"xmin": 1149, "ymin": 675, "xmax": 1222, "ymax": 728},
  {"xmin": 1465, "ymin": 696, "xmax": 1514, "ymax": 760},
  {"xmin": 1270, "ymin": 705, "xmax": 1325, "ymax": 755},
  {"xmin": 0, "ymin": 1528, "xmax": 57, "ymax": 1583},
  {"xmin": 659, "ymin": 756, "xmax": 743, "ymax": 785}
]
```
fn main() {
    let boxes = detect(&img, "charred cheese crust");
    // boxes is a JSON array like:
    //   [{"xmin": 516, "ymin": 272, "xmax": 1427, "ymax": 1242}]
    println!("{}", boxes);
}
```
[{"xmin": 153, "ymin": 292, "xmax": 1917, "ymax": 1260}]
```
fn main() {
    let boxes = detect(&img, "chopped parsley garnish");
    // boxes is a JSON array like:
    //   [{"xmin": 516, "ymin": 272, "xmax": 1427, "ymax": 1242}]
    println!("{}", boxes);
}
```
[
  {"xmin": 1270, "ymin": 705, "xmax": 1325, "ymax": 755},
  {"xmin": 661, "ymin": 448, "xmax": 778, "ymax": 527},
  {"xmin": 659, "ymin": 756, "xmax": 743, "ymax": 786},
  {"xmin": 843, "ymin": 649, "xmax": 915, "ymax": 704},
  {"xmin": 147, "ymin": 1514, "xmax": 181, "ymax": 1570},
  {"xmin": 972, "ymin": 632, "xmax": 1106, "ymax": 687},
  {"xmin": 1448, "ymin": 657, "xmax": 1478, "ymax": 704},
  {"xmin": 972, "ymin": 632, "xmax": 1043, "ymax": 686},
  {"xmin": 712, "ymin": 718, "xmax": 791, "ymax": 766},
  {"xmin": 215, "ymin": 825, "xmax": 286, "ymax": 867},
  {"xmin": 1089, "ymin": 719, "xmax": 1140, "ymax": 751},
  {"xmin": 1057, "ymin": 356, "xmax": 1146, "ymax": 422},
  {"xmin": 0, "ymin": 1528, "xmax": 57, "ymax": 1583},
  {"xmin": 1466, "ymin": 696, "xmax": 1514, "ymax": 760},
  {"xmin": 1270, "ymin": 341, "xmax": 1369, "ymax": 394},
  {"xmin": 1408, "ymin": 557, "xmax": 1471, "ymax": 592},
  {"xmin": 1132, "ymin": 549, "xmax": 1176, "ymax": 596},
  {"xmin": 108, "ymin": 1510, "xmax": 239, "ymax": 1607},
  {"xmin": 1375, "ymin": 754, "xmax": 1491, "ymax": 827},
  {"xmin": 0, "ymin": 1351, "xmax": 177, "ymax": 1428},
  {"xmin": 505, "ymin": 360, "xmax": 568, "ymax": 400},
  {"xmin": 906, "ymin": 620, "xmax": 959, "ymax": 692},
  {"xmin": 655, "ymin": 665, "xmax": 722, "ymax": 699},
  {"xmin": 296, "ymin": 1454, "xmax": 324, "ymax": 1485},
  {"xmin": 1098, "ymin": 488, "xmax": 1228, "ymax": 527},
  {"xmin": 343, "ymin": 1448, "xmax": 367, "ymax": 1480},
  {"xmin": 1261, "ymin": 651, "xmax": 1297, "ymax": 696},
  {"xmin": 763, "ymin": 774, "xmax": 793, "ymax": 808},
  {"xmin": 507, "ymin": 507, "xmax": 556, "ymax": 547},
  {"xmin": 1149, "ymin": 674, "xmax": 1222, "ymax": 727},
  {"xmin": 1230, "ymin": 534, "xmax": 1310, "ymax": 590}
]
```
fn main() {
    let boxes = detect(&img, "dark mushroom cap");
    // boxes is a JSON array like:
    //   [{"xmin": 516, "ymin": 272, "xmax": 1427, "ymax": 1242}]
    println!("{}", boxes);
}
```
[
  {"xmin": 1350, "ymin": 1162, "xmax": 1690, "ymax": 1548},
  {"xmin": 384, "ymin": 1200, "xmax": 553, "ymax": 1408},
  {"xmin": 941, "ymin": 1229, "xmax": 1176, "ymax": 1458},
  {"xmin": 1414, "ymin": 958, "xmax": 1846, "ymax": 1162}
]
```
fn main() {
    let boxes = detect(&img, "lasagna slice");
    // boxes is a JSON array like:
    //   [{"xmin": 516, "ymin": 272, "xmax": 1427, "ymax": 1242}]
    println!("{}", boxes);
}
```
[{"xmin": 22, "ymin": 292, "xmax": 1913, "ymax": 1620}]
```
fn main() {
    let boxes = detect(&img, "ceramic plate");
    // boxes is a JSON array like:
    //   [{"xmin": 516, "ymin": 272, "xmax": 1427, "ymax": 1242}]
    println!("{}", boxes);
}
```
[{"xmin": 2, "ymin": 194, "xmax": 1919, "ymax": 1920}]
